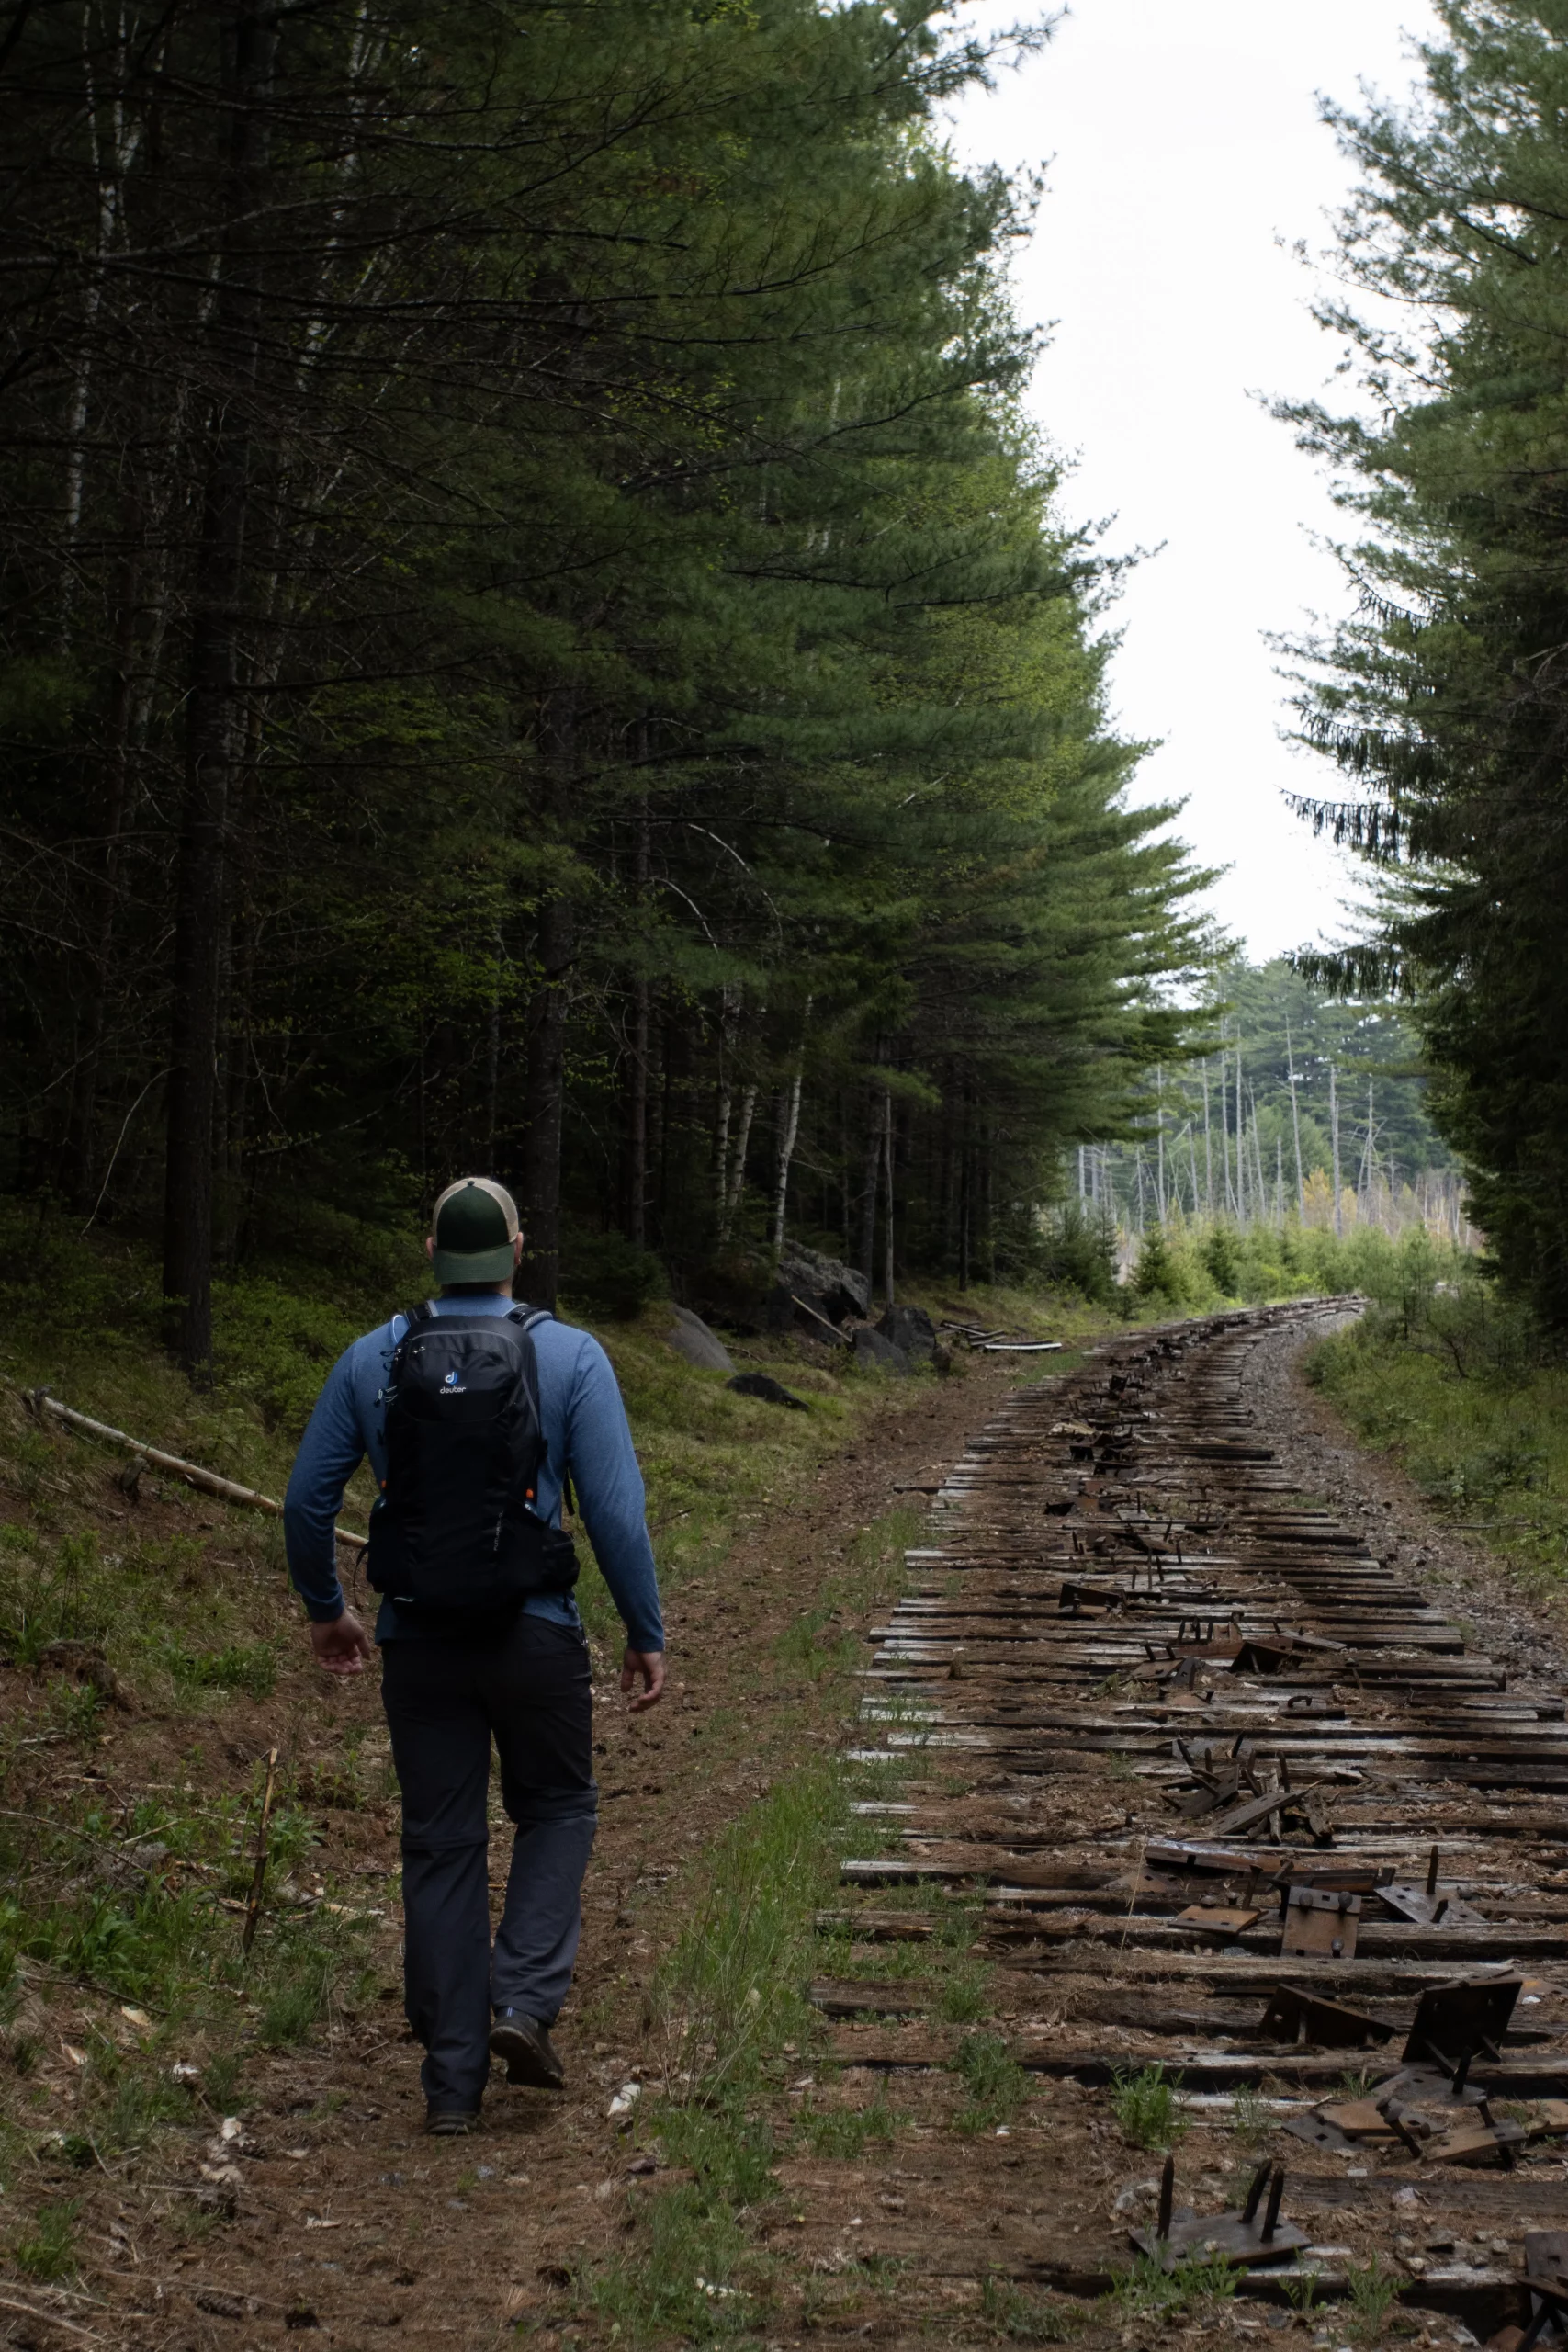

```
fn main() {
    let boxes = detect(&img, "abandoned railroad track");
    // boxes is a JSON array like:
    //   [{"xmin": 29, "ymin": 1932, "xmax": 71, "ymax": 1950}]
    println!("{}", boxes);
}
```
[{"xmin": 810, "ymin": 1301, "xmax": 1568, "ymax": 2342}]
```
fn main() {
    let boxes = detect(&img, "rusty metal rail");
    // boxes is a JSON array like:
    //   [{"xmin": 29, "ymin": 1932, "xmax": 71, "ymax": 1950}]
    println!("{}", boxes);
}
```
[{"xmin": 818, "ymin": 1299, "xmax": 1568, "ymax": 2329}]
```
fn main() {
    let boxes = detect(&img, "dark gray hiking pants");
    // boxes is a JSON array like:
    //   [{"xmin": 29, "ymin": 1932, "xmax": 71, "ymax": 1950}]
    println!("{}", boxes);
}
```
[{"xmin": 380, "ymin": 1617, "xmax": 598, "ymax": 2113}]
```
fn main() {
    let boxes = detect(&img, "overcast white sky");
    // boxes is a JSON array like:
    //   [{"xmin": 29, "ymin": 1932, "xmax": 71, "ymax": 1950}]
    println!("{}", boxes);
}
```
[{"xmin": 945, "ymin": 0, "xmax": 1442, "ymax": 962}]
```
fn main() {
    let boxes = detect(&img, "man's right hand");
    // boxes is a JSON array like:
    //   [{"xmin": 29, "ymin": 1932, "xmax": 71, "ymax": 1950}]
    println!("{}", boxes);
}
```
[{"xmin": 621, "ymin": 1647, "xmax": 665, "ymax": 1713}]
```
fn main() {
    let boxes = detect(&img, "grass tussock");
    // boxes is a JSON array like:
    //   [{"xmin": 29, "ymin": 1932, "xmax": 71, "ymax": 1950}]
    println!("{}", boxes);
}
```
[
  {"xmin": 1110, "ymin": 2062, "xmax": 1187, "ymax": 2152},
  {"xmin": 1111, "ymin": 2248, "xmax": 1237, "ymax": 2321},
  {"xmin": 979, "ymin": 2271, "xmax": 1084, "ymax": 2343}
]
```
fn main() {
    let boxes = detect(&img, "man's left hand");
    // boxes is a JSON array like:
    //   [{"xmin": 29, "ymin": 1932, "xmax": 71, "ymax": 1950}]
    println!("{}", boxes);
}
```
[
  {"xmin": 621, "ymin": 1647, "xmax": 665, "ymax": 1713},
  {"xmin": 310, "ymin": 1609, "xmax": 373, "ymax": 1676}
]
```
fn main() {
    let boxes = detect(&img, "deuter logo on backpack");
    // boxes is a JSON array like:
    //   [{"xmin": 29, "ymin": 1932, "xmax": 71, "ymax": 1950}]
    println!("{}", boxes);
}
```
[{"xmin": 367, "ymin": 1305, "xmax": 580, "ymax": 1611}]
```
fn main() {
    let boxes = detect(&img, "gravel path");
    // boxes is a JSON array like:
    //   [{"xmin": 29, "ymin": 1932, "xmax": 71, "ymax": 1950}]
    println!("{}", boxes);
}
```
[{"xmin": 1239, "ymin": 1307, "xmax": 1568, "ymax": 1698}]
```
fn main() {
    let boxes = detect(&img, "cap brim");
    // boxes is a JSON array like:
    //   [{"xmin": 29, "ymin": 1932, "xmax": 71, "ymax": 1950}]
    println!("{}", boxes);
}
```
[{"xmin": 431, "ymin": 1244, "xmax": 516, "ymax": 1284}]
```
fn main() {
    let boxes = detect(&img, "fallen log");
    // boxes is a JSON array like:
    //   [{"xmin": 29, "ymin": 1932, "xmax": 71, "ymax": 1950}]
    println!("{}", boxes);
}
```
[{"xmin": 20, "ymin": 1387, "xmax": 367, "ymax": 1550}]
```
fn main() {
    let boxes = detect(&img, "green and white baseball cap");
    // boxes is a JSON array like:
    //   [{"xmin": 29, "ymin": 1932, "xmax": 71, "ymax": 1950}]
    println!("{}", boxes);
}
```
[{"xmin": 430, "ymin": 1177, "xmax": 520, "ymax": 1284}]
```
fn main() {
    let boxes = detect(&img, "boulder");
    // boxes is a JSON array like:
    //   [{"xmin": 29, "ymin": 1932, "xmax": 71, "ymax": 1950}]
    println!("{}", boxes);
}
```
[
  {"xmin": 727, "ymin": 1372, "xmax": 808, "ymax": 1411},
  {"xmin": 665, "ymin": 1306, "xmax": 735, "ymax": 1374},
  {"xmin": 778, "ymin": 1245, "xmax": 870, "ymax": 1326},
  {"xmin": 765, "ymin": 1282, "xmax": 849, "ymax": 1346},
  {"xmin": 877, "ymin": 1303, "xmax": 936, "ymax": 1363},
  {"xmin": 852, "ymin": 1326, "xmax": 910, "ymax": 1375}
]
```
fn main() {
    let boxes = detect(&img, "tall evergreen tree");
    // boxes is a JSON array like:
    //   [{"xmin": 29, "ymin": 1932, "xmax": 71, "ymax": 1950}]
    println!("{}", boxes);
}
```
[
  {"xmin": 0, "ymin": 0, "xmax": 1213, "ymax": 1343},
  {"xmin": 1281, "ymin": 1, "xmax": 1568, "ymax": 1323}
]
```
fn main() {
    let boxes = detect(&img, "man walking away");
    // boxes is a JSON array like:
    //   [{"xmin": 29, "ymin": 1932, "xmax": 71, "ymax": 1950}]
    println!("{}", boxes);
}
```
[{"xmin": 283, "ymin": 1178, "xmax": 665, "ymax": 2134}]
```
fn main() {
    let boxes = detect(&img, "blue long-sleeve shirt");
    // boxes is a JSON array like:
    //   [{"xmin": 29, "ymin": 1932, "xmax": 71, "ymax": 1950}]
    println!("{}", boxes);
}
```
[{"xmin": 282, "ymin": 1294, "xmax": 665, "ymax": 1651}]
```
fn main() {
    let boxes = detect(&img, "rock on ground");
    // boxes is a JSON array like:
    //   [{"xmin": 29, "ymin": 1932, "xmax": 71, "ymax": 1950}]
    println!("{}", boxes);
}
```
[
  {"xmin": 777, "ymin": 1245, "xmax": 870, "ymax": 1324},
  {"xmin": 853, "ymin": 1327, "xmax": 910, "ymax": 1375},
  {"xmin": 877, "ymin": 1303, "xmax": 936, "ymax": 1363},
  {"xmin": 726, "ymin": 1371, "xmax": 808, "ymax": 1410},
  {"xmin": 664, "ymin": 1306, "xmax": 734, "ymax": 1374}
]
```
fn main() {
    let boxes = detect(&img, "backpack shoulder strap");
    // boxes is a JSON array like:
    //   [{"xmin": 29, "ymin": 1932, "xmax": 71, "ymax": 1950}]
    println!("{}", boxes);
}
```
[
  {"xmin": 389, "ymin": 1300, "xmax": 435, "ymax": 1362},
  {"xmin": 508, "ymin": 1301, "xmax": 554, "ymax": 1336}
]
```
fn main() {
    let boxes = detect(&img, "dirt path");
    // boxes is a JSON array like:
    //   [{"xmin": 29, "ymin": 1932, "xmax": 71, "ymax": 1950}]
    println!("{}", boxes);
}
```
[{"xmin": 17, "ymin": 1352, "xmax": 1027, "ymax": 2352}]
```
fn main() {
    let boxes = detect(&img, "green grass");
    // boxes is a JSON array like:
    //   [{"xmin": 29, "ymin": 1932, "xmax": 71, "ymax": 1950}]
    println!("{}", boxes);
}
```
[
  {"xmin": 979, "ymin": 2271, "xmax": 1082, "ymax": 2342},
  {"xmin": 1110, "ymin": 2063, "xmax": 1186, "ymax": 2152},
  {"xmin": 1306, "ymin": 1253, "xmax": 1568, "ymax": 1593},
  {"xmin": 583, "ymin": 2173, "xmax": 756, "ymax": 2343},
  {"xmin": 1346, "ymin": 2255, "xmax": 1400, "ymax": 2338},
  {"xmin": 1230, "ymin": 2083, "xmax": 1272, "ymax": 2153},
  {"xmin": 953, "ymin": 2030, "xmax": 1031, "ymax": 2133},
  {"xmin": 934, "ymin": 1951, "xmax": 993, "ymax": 2023},
  {"xmin": 12, "ymin": 2198, "xmax": 80, "ymax": 2281},
  {"xmin": 1109, "ymin": 2248, "xmax": 1237, "ymax": 2320},
  {"xmin": 649, "ymin": 1760, "xmax": 847, "ymax": 2103},
  {"xmin": 793, "ymin": 2083, "xmax": 897, "ymax": 2157},
  {"xmin": 166, "ymin": 1639, "xmax": 278, "ymax": 1698}
]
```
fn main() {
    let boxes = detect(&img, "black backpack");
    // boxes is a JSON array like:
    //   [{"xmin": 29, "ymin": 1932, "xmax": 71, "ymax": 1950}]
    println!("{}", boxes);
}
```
[{"xmin": 366, "ymin": 1303, "xmax": 580, "ymax": 1612}]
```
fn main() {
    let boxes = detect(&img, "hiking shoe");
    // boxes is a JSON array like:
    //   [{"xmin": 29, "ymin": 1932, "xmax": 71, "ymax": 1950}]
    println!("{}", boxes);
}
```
[
  {"xmin": 490, "ymin": 2010, "xmax": 565, "ymax": 2090},
  {"xmin": 425, "ymin": 2107, "xmax": 481, "ymax": 2137}
]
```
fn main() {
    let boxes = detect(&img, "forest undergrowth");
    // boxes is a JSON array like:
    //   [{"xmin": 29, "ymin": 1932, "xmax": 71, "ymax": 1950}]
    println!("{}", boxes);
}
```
[{"xmin": 1305, "ymin": 1238, "xmax": 1568, "ymax": 1603}]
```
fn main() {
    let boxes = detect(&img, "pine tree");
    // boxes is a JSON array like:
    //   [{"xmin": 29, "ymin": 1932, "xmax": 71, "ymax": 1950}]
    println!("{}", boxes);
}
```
[{"xmin": 1280, "ymin": 2, "xmax": 1568, "ymax": 1322}]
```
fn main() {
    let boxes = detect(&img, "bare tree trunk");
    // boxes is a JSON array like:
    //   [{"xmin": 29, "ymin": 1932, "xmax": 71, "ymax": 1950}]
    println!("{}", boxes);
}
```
[
  {"xmin": 163, "ymin": 0, "xmax": 277, "ymax": 1373},
  {"xmin": 416, "ymin": 1004, "xmax": 429, "ymax": 1208},
  {"xmin": 1218, "ymin": 1052, "xmax": 1235, "ymax": 1217},
  {"xmin": 67, "ymin": 548, "xmax": 141, "ymax": 1204},
  {"xmin": 770, "ymin": 1001, "xmax": 811, "ymax": 1259},
  {"xmin": 622, "ymin": 812, "xmax": 649, "ymax": 1248},
  {"xmin": 881, "ymin": 1088, "xmax": 895, "ymax": 1306},
  {"xmin": 1285, "ymin": 1015, "xmax": 1305, "ymax": 1221},
  {"xmin": 712, "ymin": 984, "xmax": 739, "ymax": 1239},
  {"xmin": 59, "ymin": 1, "xmax": 144, "ymax": 639},
  {"xmin": 484, "ymin": 925, "xmax": 502, "ymax": 1167},
  {"xmin": 519, "ymin": 888, "xmax": 572, "ymax": 1310},
  {"xmin": 1330, "ymin": 1063, "xmax": 1343, "ymax": 1237},
  {"xmin": 222, "ymin": 904, "xmax": 258, "ymax": 1264},
  {"xmin": 1202, "ymin": 1062, "xmax": 1213, "ymax": 1216},
  {"xmin": 1156, "ymin": 1066, "xmax": 1166, "ymax": 1219},
  {"xmin": 724, "ymin": 1082, "xmax": 756, "ymax": 1238},
  {"xmin": 709, "ymin": 988, "xmax": 738, "ymax": 1241},
  {"xmin": 856, "ymin": 1080, "xmax": 884, "ymax": 1289},
  {"xmin": 771, "ymin": 1074, "xmax": 802, "ymax": 1257},
  {"xmin": 712, "ymin": 1068, "xmax": 732, "ymax": 1231},
  {"xmin": 517, "ymin": 681, "xmax": 579, "ymax": 1309}
]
